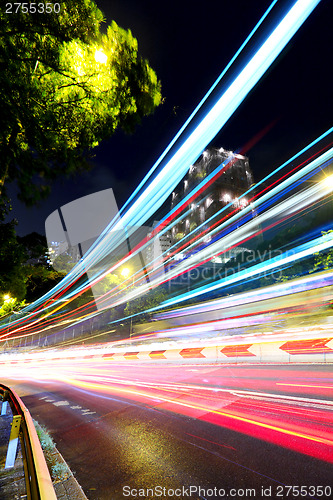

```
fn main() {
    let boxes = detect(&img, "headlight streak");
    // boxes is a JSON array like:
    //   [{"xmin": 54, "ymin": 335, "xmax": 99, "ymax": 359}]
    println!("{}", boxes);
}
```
[
  {"xmin": 156, "ymin": 270, "xmax": 333, "ymax": 321},
  {"xmin": 101, "ymin": 151, "xmax": 333, "ymax": 318},
  {"xmin": 75, "ymin": 143, "xmax": 333, "ymax": 316},
  {"xmin": 55, "ymin": 378, "xmax": 333, "ymax": 453},
  {"xmin": 82, "ymin": 0, "xmax": 322, "ymax": 293},
  {"xmin": 168, "ymin": 149, "xmax": 333, "ymax": 262},
  {"xmin": 75, "ymin": 157, "xmax": 332, "ymax": 331},
  {"xmin": 105, "ymin": 137, "xmax": 333, "ymax": 299},
  {"xmin": 161, "ymin": 232, "xmax": 333, "ymax": 308},
  {"xmin": 0, "ymin": 0, "xmax": 329, "ymax": 351},
  {"xmin": 80, "ymin": 133, "xmax": 332, "ymax": 302},
  {"xmin": 80, "ymin": 136, "xmax": 333, "ymax": 314}
]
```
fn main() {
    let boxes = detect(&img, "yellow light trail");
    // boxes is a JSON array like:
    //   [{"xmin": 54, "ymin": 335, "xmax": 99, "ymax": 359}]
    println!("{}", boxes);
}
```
[{"xmin": 58, "ymin": 376, "xmax": 333, "ymax": 449}]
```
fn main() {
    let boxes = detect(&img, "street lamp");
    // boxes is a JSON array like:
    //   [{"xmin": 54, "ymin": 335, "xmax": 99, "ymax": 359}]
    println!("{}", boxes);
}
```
[
  {"xmin": 121, "ymin": 267, "xmax": 131, "ymax": 279},
  {"xmin": 120, "ymin": 268, "xmax": 135, "ymax": 338},
  {"xmin": 321, "ymin": 173, "xmax": 333, "ymax": 190},
  {"xmin": 94, "ymin": 49, "xmax": 108, "ymax": 65}
]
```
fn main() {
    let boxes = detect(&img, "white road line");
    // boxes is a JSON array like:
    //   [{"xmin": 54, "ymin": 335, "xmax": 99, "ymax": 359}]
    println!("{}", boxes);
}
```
[{"xmin": 53, "ymin": 400, "xmax": 70, "ymax": 407}]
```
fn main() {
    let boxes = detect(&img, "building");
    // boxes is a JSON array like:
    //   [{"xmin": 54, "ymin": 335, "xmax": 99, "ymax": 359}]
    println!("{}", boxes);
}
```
[
  {"xmin": 170, "ymin": 147, "xmax": 254, "ymax": 245},
  {"xmin": 144, "ymin": 221, "xmax": 172, "ymax": 272}
]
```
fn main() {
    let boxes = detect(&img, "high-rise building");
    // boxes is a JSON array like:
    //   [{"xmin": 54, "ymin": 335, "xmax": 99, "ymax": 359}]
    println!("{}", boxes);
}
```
[
  {"xmin": 144, "ymin": 221, "xmax": 172, "ymax": 271},
  {"xmin": 170, "ymin": 147, "xmax": 254, "ymax": 244}
]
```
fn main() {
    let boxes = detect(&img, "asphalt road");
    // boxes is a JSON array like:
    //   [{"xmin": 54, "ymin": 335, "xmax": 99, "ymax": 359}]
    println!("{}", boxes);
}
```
[{"xmin": 2, "ymin": 362, "xmax": 333, "ymax": 500}]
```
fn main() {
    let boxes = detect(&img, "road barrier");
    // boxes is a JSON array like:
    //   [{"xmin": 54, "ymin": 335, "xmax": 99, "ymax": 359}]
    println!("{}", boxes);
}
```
[
  {"xmin": 0, "ymin": 383, "xmax": 56, "ymax": 500},
  {"xmin": 99, "ymin": 335, "xmax": 333, "ymax": 364}
]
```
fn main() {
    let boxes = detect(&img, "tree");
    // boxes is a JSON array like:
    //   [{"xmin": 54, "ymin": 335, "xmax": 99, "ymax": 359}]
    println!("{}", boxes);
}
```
[
  {"xmin": 23, "ymin": 265, "xmax": 66, "ymax": 302},
  {"xmin": 124, "ymin": 288, "xmax": 168, "ymax": 322},
  {"xmin": 0, "ymin": 0, "xmax": 162, "ymax": 206},
  {"xmin": 313, "ymin": 231, "xmax": 333, "ymax": 272},
  {"xmin": 0, "ymin": 219, "xmax": 27, "ymax": 300},
  {"xmin": 0, "ymin": 296, "xmax": 26, "ymax": 319},
  {"xmin": 18, "ymin": 232, "xmax": 49, "ymax": 266},
  {"xmin": 51, "ymin": 251, "xmax": 78, "ymax": 274}
]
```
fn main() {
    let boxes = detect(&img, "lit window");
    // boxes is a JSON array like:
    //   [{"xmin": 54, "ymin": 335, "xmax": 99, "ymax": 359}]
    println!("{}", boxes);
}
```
[
  {"xmin": 206, "ymin": 197, "xmax": 212, "ymax": 208},
  {"xmin": 200, "ymin": 206, "xmax": 205, "ymax": 222},
  {"xmin": 222, "ymin": 193, "xmax": 231, "ymax": 203}
]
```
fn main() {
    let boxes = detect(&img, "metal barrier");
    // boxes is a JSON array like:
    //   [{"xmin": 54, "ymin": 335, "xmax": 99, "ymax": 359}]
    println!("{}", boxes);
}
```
[{"xmin": 0, "ymin": 384, "xmax": 57, "ymax": 500}]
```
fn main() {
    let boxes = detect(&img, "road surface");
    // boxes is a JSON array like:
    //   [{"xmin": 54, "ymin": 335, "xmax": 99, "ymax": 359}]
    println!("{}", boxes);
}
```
[{"xmin": 2, "ymin": 362, "xmax": 333, "ymax": 499}]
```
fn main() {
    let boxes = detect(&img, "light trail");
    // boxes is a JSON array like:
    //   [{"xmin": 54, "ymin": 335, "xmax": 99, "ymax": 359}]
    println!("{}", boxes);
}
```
[
  {"xmin": 91, "ymin": 0, "xmax": 319, "ymax": 260},
  {"xmin": 160, "ymin": 231, "xmax": 333, "ymax": 308},
  {"xmin": 47, "ymin": 144, "xmax": 331, "ymax": 328},
  {"xmin": 81, "ymin": 144, "xmax": 333, "ymax": 310},
  {"xmin": 110, "ymin": 131, "xmax": 333, "ymax": 294},
  {"xmin": 156, "ymin": 270, "xmax": 333, "ymax": 321},
  {"xmin": 2, "ymin": 358, "xmax": 333, "ymax": 463},
  {"xmin": 83, "ymin": 0, "xmax": 321, "ymax": 280},
  {"xmin": 91, "ymin": 149, "xmax": 333, "ymax": 315}
]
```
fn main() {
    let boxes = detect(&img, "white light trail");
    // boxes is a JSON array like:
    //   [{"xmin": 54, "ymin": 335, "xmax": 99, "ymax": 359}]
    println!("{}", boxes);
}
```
[{"xmin": 162, "ymin": 231, "xmax": 333, "ymax": 308}]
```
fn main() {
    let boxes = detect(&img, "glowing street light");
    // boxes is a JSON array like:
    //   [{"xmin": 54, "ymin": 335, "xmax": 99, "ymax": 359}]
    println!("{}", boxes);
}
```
[
  {"xmin": 120, "ymin": 267, "xmax": 135, "ymax": 338},
  {"xmin": 121, "ymin": 267, "xmax": 131, "ymax": 279},
  {"xmin": 321, "ymin": 174, "xmax": 333, "ymax": 191},
  {"xmin": 3, "ymin": 294, "xmax": 11, "ymax": 302},
  {"xmin": 94, "ymin": 49, "xmax": 107, "ymax": 65},
  {"xmin": 120, "ymin": 266, "xmax": 135, "ymax": 288}
]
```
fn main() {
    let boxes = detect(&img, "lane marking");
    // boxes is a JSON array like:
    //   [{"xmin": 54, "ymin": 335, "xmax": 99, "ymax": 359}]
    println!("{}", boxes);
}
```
[{"xmin": 53, "ymin": 400, "xmax": 70, "ymax": 407}]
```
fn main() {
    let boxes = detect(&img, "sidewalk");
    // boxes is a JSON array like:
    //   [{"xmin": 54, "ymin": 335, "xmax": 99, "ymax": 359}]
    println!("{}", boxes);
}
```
[
  {"xmin": 0, "ymin": 402, "xmax": 89, "ymax": 500},
  {"xmin": 0, "ymin": 404, "xmax": 26, "ymax": 499},
  {"xmin": 51, "ymin": 447, "xmax": 88, "ymax": 500}
]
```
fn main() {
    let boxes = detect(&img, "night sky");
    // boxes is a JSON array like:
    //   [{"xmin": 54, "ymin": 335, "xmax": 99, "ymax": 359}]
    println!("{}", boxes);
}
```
[{"xmin": 8, "ymin": 0, "xmax": 333, "ymax": 236}]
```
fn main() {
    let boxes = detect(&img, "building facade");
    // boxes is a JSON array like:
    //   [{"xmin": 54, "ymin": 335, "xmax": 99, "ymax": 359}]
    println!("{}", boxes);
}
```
[{"xmin": 170, "ymin": 147, "xmax": 254, "ymax": 245}]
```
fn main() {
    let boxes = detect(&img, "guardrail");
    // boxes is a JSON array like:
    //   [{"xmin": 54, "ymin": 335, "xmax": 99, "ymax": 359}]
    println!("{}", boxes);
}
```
[{"xmin": 0, "ymin": 383, "xmax": 57, "ymax": 500}]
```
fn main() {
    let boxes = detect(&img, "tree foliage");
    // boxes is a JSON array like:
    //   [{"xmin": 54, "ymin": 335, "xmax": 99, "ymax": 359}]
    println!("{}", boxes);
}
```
[
  {"xmin": 23, "ymin": 264, "xmax": 66, "ymax": 302},
  {"xmin": 124, "ymin": 288, "xmax": 168, "ymax": 322},
  {"xmin": 0, "ymin": 0, "xmax": 162, "ymax": 205},
  {"xmin": 0, "ymin": 220, "xmax": 27, "ymax": 300},
  {"xmin": 313, "ymin": 231, "xmax": 333, "ymax": 272},
  {"xmin": 18, "ymin": 231, "xmax": 49, "ymax": 265},
  {"xmin": 0, "ymin": 296, "xmax": 26, "ymax": 319}
]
